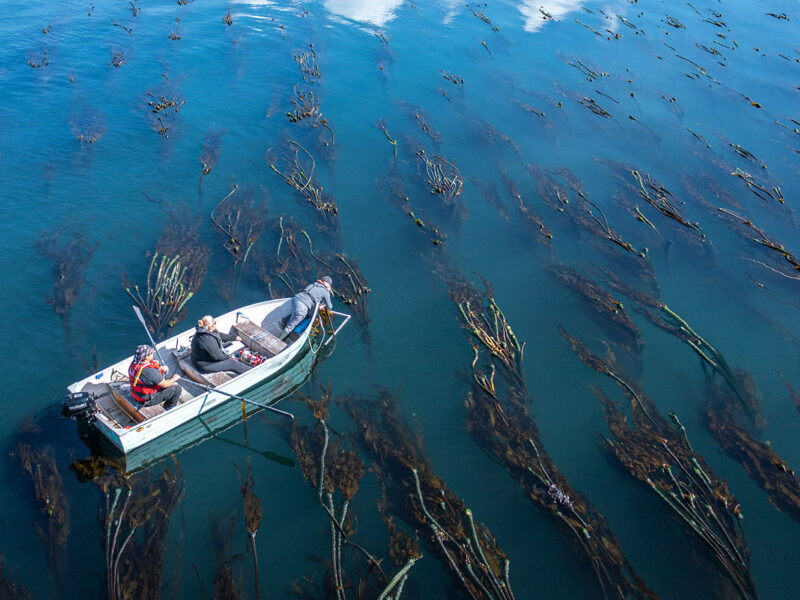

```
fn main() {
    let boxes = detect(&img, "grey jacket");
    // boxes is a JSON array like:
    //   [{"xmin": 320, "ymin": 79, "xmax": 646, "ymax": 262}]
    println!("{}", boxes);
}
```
[{"xmin": 296, "ymin": 281, "xmax": 333, "ymax": 310}]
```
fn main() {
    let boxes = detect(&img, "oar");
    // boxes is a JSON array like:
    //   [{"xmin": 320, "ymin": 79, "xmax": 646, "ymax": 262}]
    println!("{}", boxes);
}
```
[
  {"xmin": 199, "ymin": 384, "xmax": 295, "ymax": 420},
  {"xmin": 132, "ymin": 305, "xmax": 167, "ymax": 365}
]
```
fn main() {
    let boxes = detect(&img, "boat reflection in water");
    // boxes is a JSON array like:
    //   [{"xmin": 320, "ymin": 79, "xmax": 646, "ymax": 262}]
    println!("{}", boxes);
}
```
[{"xmin": 90, "ymin": 340, "xmax": 324, "ymax": 474}]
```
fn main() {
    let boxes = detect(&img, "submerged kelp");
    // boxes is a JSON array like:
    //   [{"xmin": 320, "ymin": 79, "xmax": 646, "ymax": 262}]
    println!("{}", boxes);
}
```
[
  {"xmin": 13, "ymin": 436, "xmax": 69, "ymax": 576},
  {"xmin": 450, "ymin": 279, "xmax": 657, "ymax": 600},
  {"xmin": 97, "ymin": 462, "xmax": 184, "ymax": 600},
  {"xmin": 704, "ymin": 379, "xmax": 800, "ymax": 524},
  {"xmin": 34, "ymin": 226, "xmax": 98, "ymax": 325},
  {"xmin": 559, "ymin": 328, "xmax": 757, "ymax": 600},
  {"xmin": 0, "ymin": 556, "xmax": 33, "ymax": 600},
  {"xmin": 211, "ymin": 185, "xmax": 267, "ymax": 267},
  {"xmin": 342, "ymin": 390, "xmax": 515, "ymax": 600},
  {"xmin": 285, "ymin": 386, "xmax": 420, "ymax": 600}
]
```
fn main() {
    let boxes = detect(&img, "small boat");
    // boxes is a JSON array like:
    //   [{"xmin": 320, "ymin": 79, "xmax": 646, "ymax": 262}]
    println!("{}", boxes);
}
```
[{"xmin": 63, "ymin": 298, "xmax": 349, "ymax": 471}]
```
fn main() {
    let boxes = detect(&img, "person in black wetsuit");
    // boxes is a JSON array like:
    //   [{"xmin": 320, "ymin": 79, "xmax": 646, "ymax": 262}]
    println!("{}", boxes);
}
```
[
  {"xmin": 190, "ymin": 315, "xmax": 253, "ymax": 375},
  {"xmin": 279, "ymin": 276, "xmax": 333, "ymax": 340}
]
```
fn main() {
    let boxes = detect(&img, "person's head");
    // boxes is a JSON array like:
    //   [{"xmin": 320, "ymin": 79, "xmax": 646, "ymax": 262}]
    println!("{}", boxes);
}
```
[
  {"xmin": 198, "ymin": 315, "xmax": 216, "ymax": 330},
  {"xmin": 134, "ymin": 344, "xmax": 154, "ymax": 363},
  {"xmin": 321, "ymin": 275, "xmax": 332, "ymax": 289}
]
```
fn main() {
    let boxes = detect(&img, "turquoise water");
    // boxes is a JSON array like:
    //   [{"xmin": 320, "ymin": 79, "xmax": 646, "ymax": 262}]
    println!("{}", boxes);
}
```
[{"xmin": 1, "ymin": 0, "xmax": 799, "ymax": 598}]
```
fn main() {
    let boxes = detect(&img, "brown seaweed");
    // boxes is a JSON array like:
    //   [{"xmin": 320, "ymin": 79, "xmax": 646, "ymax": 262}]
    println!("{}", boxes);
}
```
[
  {"xmin": 211, "ymin": 184, "xmax": 267, "ymax": 266},
  {"xmin": 14, "ymin": 439, "xmax": 69, "ymax": 575},
  {"xmin": 287, "ymin": 386, "xmax": 390, "ymax": 599},
  {"xmin": 123, "ymin": 253, "xmax": 196, "ymax": 336},
  {"xmin": 342, "ymin": 390, "xmax": 515, "ymax": 600},
  {"xmin": 704, "ymin": 379, "xmax": 800, "ymax": 524},
  {"xmin": 235, "ymin": 460, "xmax": 263, "ymax": 599},
  {"xmin": 560, "ymin": 327, "xmax": 756, "ymax": 599},
  {"xmin": 452, "ymin": 282, "xmax": 657, "ymax": 600},
  {"xmin": 0, "ymin": 556, "xmax": 33, "ymax": 600},
  {"xmin": 499, "ymin": 171, "xmax": 552, "ymax": 245},
  {"xmin": 547, "ymin": 265, "xmax": 643, "ymax": 356},
  {"xmin": 378, "ymin": 174, "xmax": 445, "ymax": 246},
  {"xmin": 417, "ymin": 150, "xmax": 466, "ymax": 221},
  {"xmin": 269, "ymin": 140, "xmax": 340, "ymax": 240},
  {"xmin": 98, "ymin": 462, "xmax": 184, "ymax": 600},
  {"xmin": 34, "ymin": 226, "xmax": 98, "ymax": 325}
]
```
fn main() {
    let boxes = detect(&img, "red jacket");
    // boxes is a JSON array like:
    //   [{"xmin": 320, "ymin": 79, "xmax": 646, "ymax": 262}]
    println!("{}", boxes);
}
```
[{"xmin": 128, "ymin": 359, "xmax": 165, "ymax": 403}]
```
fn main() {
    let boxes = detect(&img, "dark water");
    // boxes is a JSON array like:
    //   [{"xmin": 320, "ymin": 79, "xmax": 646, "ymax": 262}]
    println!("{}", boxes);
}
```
[{"xmin": 1, "ymin": 1, "xmax": 799, "ymax": 598}]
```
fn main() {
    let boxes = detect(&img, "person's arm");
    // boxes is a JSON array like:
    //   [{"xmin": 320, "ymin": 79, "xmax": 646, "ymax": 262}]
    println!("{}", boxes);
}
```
[
  {"xmin": 142, "ymin": 366, "xmax": 180, "ymax": 389},
  {"xmin": 219, "ymin": 329, "xmax": 241, "ymax": 344},
  {"xmin": 323, "ymin": 289, "xmax": 333, "ymax": 310},
  {"xmin": 202, "ymin": 336, "xmax": 231, "ymax": 362},
  {"xmin": 157, "ymin": 373, "xmax": 181, "ymax": 388}
]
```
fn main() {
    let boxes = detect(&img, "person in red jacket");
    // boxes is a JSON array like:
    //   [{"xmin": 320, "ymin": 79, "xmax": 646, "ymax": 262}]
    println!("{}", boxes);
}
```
[{"xmin": 128, "ymin": 345, "xmax": 182, "ymax": 409}]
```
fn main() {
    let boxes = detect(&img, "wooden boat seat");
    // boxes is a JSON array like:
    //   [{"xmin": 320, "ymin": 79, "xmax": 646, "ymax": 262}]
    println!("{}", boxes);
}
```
[
  {"xmin": 233, "ymin": 319, "xmax": 286, "ymax": 358},
  {"xmin": 173, "ymin": 349, "xmax": 233, "ymax": 388},
  {"xmin": 106, "ymin": 382, "xmax": 165, "ymax": 424}
]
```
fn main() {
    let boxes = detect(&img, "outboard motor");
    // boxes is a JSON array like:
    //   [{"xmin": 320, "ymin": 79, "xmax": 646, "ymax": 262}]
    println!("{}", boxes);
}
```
[{"xmin": 62, "ymin": 391, "xmax": 98, "ymax": 422}]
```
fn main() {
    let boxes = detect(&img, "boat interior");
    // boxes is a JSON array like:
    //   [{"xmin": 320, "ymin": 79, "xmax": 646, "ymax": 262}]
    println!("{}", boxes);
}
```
[{"xmin": 75, "ymin": 299, "xmax": 307, "ymax": 430}]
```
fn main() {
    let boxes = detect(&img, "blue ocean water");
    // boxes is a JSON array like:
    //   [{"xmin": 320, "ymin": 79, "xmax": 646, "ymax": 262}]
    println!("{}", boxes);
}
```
[{"xmin": 1, "ymin": 0, "xmax": 798, "ymax": 598}]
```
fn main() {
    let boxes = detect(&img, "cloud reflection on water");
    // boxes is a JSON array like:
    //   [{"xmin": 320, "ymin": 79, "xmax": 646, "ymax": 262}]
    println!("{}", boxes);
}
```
[
  {"xmin": 323, "ymin": 0, "xmax": 404, "ymax": 27},
  {"xmin": 519, "ymin": 0, "xmax": 584, "ymax": 32}
]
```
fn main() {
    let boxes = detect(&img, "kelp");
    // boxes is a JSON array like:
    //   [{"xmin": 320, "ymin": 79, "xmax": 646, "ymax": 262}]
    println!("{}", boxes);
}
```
[
  {"xmin": 154, "ymin": 203, "xmax": 210, "ymax": 297},
  {"xmin": 342, "ymin": 390, "xmax": 515, "ymax": 600},
  {"xmin": 470, "ymin": 178, "xmax": 508, "ymax": 221},
  {"xmin": 0, "ymin": 556, "xmax": 33, "ymax": 600},
  {"xmin": 210, "ymin": 185, "xmax": 267, "ymax": 266},
  {"xmin": 235, "ymin": 460, "xmax": 264, "ymax": 599},
  {"xmin": 210, "ymin": 514, "xmax": 242, "ymax": 600},
  {"xmin": 639, "ymin": 305, "xmax": 764, "ymax": 430},
  {"xmin": 547, "ymin": 265, "xmax": 643, "ymax": 356},
  {"xmin": 97, "ymin": 462, "xmax": 184, "ymax": 600},
  {"xmin": 200, "ymin": 126, "xmax": 227, "ymax": 175},
  {"xmin": 416, "ymin": 150, "xmax": 466, "ymax": 222},
  {"xmin": 286, "ymin": 385, "xmax": 394, "ymax": 600},
  {"xmin": 499, "ymin": 172, "xmax": 552, "ymax": 245},
  {"xmin": 269, "ymin": 140, "xmax": 340, "ymax": 240},
  {"xmin": 123, "ymin": 252, "xmax": 195, "ymax": 336},
  {"xmin": 451, "ymin": 281, "xmax": 656, "ymax": 600},
  {"xmin": 704, "ymin": 380, "xmax": 800, "ymax": 524},
  {"xmin": 14, "ymin": 437, "xmax": 69, "ymax": 575},
  {"xmin": 378, "ymin": 173, "xmax": 445, "ymax": 246},
  {"xmin": 717, "ymin": 208, "xmax": 799, "ymax": 282},
  {"xmin": 559, "ymin": 328, "xmax": 756, "ymax": 599},
  {"xmin": 144, "ymin": 76, "xmax": 185, "ymax": 139},
  {"xmin": 34, "ymin": 226, "xmax": 98, "ymax": 323}
]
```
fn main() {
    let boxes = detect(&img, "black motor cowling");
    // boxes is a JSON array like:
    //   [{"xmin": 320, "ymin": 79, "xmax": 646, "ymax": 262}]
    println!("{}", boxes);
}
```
[{"xmin": 62, "ymin": 392, "xmax": 98, "ymax": 421}]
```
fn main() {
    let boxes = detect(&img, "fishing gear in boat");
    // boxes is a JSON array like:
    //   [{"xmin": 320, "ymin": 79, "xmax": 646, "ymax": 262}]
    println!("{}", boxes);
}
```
[{"xmin": 198, "ymin": 384, "xmax": 295, "ymax": 420}]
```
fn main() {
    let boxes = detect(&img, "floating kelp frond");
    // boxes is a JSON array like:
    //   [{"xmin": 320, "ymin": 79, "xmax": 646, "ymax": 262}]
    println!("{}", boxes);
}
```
[
  {"xmin": 235, "ymin": 459, "xmax": 264, "ymax": 600},
  {"xmin": 123, "ymin": 252, "xmax": 194, "ymax": 336},
  {"xmin": 155, "ymin": 203, "xmax": 209, "ymax": 296},
  {"xmin": 199, "ymin": 126, "xmax": 227, "ymax": 175}
]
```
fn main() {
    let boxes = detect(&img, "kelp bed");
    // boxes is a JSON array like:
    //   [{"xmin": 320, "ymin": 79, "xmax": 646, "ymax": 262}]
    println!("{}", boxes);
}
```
[
  {"xmin": 559, "ymin": 327, "xmax": 757, "ymax": 599},
  {"xmin": 450, "ymin": 278, "xmax": 656, "ymax": 600}
]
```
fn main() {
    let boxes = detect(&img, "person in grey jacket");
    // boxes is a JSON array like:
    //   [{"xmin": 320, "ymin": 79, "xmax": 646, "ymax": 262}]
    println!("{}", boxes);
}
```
[
  {"xmin": 279, "ymin": 276, "xmax": 333, "ymax": 340},
  {"xmin": 191, "ymin": 315, "xmax": 253, "ymax": 375}
]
